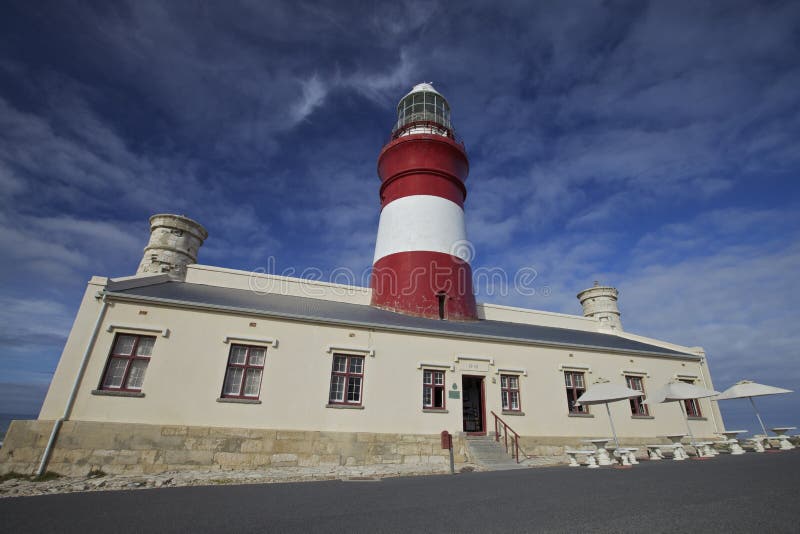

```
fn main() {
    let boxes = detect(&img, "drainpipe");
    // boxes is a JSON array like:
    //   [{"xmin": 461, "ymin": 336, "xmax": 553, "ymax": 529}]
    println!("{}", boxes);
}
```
[
  {"xmin": 697, "ymin": 354, "xmax": 721, "ymax": 434},
  {"xmin": 36, "ymin": 292, "xmax": 108, "ymax": 476}
]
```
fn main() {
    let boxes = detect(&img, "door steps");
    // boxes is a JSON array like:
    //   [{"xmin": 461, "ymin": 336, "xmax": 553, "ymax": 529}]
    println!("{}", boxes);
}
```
[
  {"xmin": 465, "ymin": 435, "xmax": 530, "ymax": 470},
  {"xmin": 465, "ymin": 435, "xmax": 564, "ymax": 470}
]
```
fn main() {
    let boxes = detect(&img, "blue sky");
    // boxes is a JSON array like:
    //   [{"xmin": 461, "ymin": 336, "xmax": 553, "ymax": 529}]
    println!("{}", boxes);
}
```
[{"xmin": 0, "ymin": 1, "xmax": 798, "ymax": 432}]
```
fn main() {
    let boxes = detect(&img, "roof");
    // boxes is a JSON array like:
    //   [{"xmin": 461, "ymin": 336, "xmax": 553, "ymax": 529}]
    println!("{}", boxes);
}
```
[
  {"xmin": 104, "ymin": 280, "xmax": 697, "ymax": 360},
  {"xmin": 401, "ymin": 82, "xmax": 445, "ymax": 101}
]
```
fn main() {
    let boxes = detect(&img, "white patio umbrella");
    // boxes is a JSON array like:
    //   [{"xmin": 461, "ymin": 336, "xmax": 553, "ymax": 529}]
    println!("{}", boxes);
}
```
[
  {"xmin": 644, "ymin": 381, "xmax": 720, "ymax": 448},
  {"xmin": 715, "ymin": 380, "xmax": 793, "ymax": 436},
  {"xmin": 576, "ymin": 378, "xmax": 643, "ymax": 449}
]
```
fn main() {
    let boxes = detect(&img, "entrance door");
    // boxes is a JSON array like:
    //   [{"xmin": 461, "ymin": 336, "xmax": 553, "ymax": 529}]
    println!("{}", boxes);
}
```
[{"xmin": 462, "ymin": 375, "xmax": 485, "ymax": 434}]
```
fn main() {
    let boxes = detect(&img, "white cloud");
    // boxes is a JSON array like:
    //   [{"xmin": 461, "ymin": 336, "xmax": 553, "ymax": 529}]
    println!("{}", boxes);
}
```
[
  {"xmin": 347, "ymin": 49, "xmax": 416, "ymax": 105},
  {"xmin": 290, "ymin": 74, "xmax": 328, "ymax": 124},
  {"xmin": 0, "ymin": 297, "xmax": 73, "ymax": 351}
]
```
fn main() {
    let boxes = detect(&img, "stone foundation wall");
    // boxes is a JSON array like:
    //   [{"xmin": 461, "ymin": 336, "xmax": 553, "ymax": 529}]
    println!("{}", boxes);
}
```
[
  {"xmin": 516, "ymin": 435, "xmax": 718, "ymax": 458},
  {"xmin": 0, "ymin": 420, "xmax": 467, "ymax": 477}
]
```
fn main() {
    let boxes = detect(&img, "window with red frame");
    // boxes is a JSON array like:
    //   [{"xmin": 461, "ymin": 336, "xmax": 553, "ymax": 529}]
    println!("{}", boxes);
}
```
[
  {"xmin": 564, "ymin": 371, "xmax": 588, "ymax": 414},
  {"xmin": 625, "ymin": 375, "xmax": 649, "ymax": 416},
  {"xmin": 100, "ymin": 334, "xmax": 156, "ymax": 391},
  {"xmin": 501, "ymin": 374, "xmax": 521, "ymax": 411},
  {"xmin": 423, "ymin": 369, "xmax": 445, "ymax": 409},
  {"xmin": 221, "ymin": 344, "xmax": 266, "ymax": 399},
  {"xmin": 680, "ymin": 379, "xmax": 702, "ymax": 417},
  {"xmin": 329, "ymin": 354, "xmax": 364, "ymax": 405}
]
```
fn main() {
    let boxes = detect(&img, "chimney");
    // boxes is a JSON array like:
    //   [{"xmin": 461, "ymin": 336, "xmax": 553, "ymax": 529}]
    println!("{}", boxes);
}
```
[
  {"xmin": 576, "ymin": 282, "xmax": 622, "ymax": 331},
  {"xmin": 136, "ymin": 214, "xmax": 208, "ymax": 279}
]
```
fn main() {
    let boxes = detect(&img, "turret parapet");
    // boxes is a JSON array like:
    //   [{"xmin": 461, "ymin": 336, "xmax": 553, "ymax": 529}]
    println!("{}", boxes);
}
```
[
  {"xmin": 577, "ymin": 281, "xmax": 622, "ymax": 331},
  {"xmin": 136, "ymin": 214, "xmax": 208, "ymax": 279}
]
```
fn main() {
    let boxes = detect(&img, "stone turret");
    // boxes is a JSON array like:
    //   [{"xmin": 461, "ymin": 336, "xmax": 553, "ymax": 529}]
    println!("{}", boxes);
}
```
[
  {"xmin": 577, "ymin": 281, "xmax": 622, "ymax": 331},
  {"xmin": 136, "ymin": 214, "xmax": 207, "ymax": 279}
]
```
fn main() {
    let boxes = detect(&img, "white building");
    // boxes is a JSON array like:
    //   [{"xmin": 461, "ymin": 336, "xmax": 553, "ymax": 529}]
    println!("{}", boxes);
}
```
[{"xmin": 0, "ymin": 85, "xmax": 724, "ymax": 476}]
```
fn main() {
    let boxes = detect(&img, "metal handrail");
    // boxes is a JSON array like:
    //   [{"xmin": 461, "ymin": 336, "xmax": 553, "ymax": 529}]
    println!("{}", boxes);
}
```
[
  {"xmin": 389, "ymin": 120, "xmax": 465, "ymax": 148},
  {"xmin": 491, "ymin": 411, "xmax": 521, "ymax": 463}
]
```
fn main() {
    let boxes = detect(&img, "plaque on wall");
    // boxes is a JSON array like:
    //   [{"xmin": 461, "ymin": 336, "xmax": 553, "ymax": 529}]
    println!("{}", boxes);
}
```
[{"xmin": 458, "ymin": 361, "xmax": 489, "ymax": 373}]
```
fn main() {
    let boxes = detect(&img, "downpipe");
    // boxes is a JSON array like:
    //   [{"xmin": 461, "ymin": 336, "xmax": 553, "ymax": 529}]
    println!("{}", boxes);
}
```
[
  {"xmin": 697, "ymin": 355, "xmax": 721, "ymax": 434},
  {"xmin": 36, "ymin": 293, "xmax": 108, "ymax": 476}
]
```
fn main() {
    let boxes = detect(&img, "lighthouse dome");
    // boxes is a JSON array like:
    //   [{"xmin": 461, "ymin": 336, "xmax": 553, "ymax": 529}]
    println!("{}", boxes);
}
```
[
  {"xmin": 394, "ymin": 82, "xmax": 452, "ymax": 137},
  {"xmin": 402, "ymin": 82, "xmax": 443, "ymax": 99}
]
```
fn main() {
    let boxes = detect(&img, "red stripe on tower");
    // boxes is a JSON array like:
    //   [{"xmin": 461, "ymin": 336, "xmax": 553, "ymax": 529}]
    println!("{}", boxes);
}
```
[{"xmin": 370, "ymin": 83, "xmax": 477, "ymax": 320}]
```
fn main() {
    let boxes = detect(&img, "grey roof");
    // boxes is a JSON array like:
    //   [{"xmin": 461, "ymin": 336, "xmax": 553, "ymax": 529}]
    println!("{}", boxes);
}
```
[{"xmin": 105, "ymin": 281, "xmax": 696, "ymax": 360}]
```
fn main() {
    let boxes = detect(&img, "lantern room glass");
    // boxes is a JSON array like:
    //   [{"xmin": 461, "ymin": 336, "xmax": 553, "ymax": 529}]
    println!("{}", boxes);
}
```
[{"xmin": 395, "ymin": 90, "xmax": 451, "ymax": 133}]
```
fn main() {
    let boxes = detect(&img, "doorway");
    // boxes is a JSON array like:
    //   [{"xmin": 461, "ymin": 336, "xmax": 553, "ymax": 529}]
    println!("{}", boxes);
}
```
[{"xmin": 462, "ymin": 375, "xmax": 485, "ymax": 434}]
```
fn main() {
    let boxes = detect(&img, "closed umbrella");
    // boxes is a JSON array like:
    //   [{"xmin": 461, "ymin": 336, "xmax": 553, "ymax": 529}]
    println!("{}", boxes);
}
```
[
  {"xmin": 576, "ymin": 378, "xmax": 643, "ymax": 449},
  {"xmin": 715, "ymin": 380, "xmax": 793, "ymax": 437},
  {"xmin": 644, "ymin": 381, "xmax": 720, "ymax": 449}
]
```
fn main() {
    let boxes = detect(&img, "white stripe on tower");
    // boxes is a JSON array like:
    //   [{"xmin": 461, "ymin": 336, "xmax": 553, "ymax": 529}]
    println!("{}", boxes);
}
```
[{"xmin": 373, "ymin": 195, "xmax": 466, "ymax": 263}]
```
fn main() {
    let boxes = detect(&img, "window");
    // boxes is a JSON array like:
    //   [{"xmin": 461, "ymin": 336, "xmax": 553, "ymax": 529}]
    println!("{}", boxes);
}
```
[
  {"xmin": 625, "ymin": 375, "xmax": 649, "ymax": 416},
  {"xmin": 501, "ymin": 374, "xmax": 521, "ymax": 412},
  {"xmin": 100, "ymin": 334, "xmax": 155, "ymax": 391},
  {"xmin": 329, "ymin": 354, "xmax": 364, "ymax": 405},
  {"xmin": 564, "ymin": 371, "xmax": 588, "ymax": 414},
  {"xmin": 423, "ymin": 369, "xmax": 446, "ymax": 409},
  {"xmin": 680, "ymin": 379, "xmax": 702, "ymax": 417},
  {"xmin": 221, "ymin": 344, "xmax": 266, "ymax": 399}
]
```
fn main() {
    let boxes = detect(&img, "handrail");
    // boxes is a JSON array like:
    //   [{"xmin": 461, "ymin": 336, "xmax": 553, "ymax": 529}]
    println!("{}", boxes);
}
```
[
  {"xmin": 389, "ymin": 120, "xmax": 465, "ymax": 148},
  {"xmin": 491, "ymin": 411, "xmax": 522, "ymax": 463}
]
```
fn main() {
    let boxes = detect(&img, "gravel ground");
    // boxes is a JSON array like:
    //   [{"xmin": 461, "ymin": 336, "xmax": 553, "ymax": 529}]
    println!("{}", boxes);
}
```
[{"xmin": 0, "ymin": 462, "xmax": 487, "ymax": 498}]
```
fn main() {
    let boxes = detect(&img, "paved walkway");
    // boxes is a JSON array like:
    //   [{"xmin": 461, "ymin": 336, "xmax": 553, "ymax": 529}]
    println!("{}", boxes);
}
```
[{"xmin": 1, "ymin": 452, "xmax": 799, "ymax": 533}]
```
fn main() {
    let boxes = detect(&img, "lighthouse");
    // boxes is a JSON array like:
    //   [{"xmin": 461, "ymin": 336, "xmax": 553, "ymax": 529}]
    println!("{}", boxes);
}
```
[{"xmin": 370, "ymin": 83, "xmax": 478, "ymax": 320}]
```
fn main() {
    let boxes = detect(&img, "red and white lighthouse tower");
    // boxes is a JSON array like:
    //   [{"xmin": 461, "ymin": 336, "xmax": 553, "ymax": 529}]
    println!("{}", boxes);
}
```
[{"xmin": 370, "ymin": 83, "xmax": 477, "ymax": 320}]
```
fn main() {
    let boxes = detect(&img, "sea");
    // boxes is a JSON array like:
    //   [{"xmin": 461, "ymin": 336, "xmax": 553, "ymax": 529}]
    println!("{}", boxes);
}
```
[{"xmin": 0, "ymin": 413, "xmax": 36, "ymax": 445}]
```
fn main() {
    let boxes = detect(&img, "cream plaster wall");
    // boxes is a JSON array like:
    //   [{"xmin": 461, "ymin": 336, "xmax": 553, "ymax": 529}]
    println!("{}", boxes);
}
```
[
  {"xmin": 40, "ymin": 281, "xmax": 723, "ymax": 441},
  {"xmin": 39, "ymin": 276, "xmax": 109, "ymax": 421}
]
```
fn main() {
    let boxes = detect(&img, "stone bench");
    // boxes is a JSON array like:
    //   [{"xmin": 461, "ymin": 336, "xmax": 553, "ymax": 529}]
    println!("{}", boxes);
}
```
[
  {"xmin": 693, "ymin": 441, "xmax": 717, "ymax": 458},
  {"xmin": 752, "ymin": 434, "xmax": 792, "ymax": 450},
  {"xmin": 646, "ymin": 444, "xmax": 687, "ymax": 461},
  {"xmin": 715, "ymin": 438, "xmax": 745, "ymax": 455},
  {"xmin": 770, "ymin": 436, "xmax": 796, "ymax": 451},
  {"xmin": 564, "ymin": 449, "xmax": 599, "ymax": 468},
  {"xmin": 743, "ymin": 437, "xmax": 766, "ymax": 453},
  {"xmin": 613, "ymin": 448, "xmax": 639, "ymax": 466}
]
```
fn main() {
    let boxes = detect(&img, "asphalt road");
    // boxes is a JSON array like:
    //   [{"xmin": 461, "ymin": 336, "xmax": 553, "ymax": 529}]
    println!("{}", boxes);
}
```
[{"xmin": 2, "ymin": 452, "xmax": 799, "ymax": 533}]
